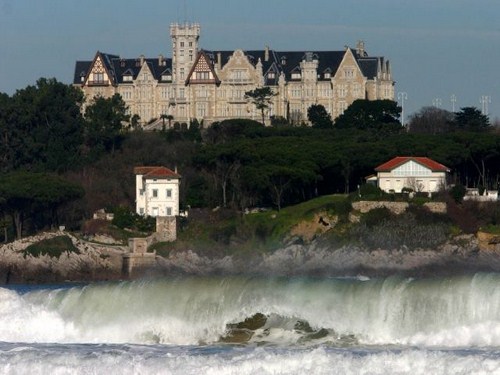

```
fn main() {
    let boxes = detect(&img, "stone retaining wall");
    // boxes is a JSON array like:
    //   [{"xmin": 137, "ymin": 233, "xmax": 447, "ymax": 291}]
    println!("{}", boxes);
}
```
[{"xmin": 352, "ymin": 201, "xmax": 447, "ymax": 215}]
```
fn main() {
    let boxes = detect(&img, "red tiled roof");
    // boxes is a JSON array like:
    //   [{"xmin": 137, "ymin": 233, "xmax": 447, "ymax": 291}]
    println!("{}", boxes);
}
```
[
  {"xmin": 133, "ymin": 166, "xmax": 181, "ymax": 179},
  {"xmin": 375, "ymin": 157, "xmax": 450, "ymax": 172}
]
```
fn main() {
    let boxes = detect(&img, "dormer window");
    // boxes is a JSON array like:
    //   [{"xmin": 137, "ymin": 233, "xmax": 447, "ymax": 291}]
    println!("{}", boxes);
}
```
[
  {"xmin": 324, "ymin": 72, "xmax": 331, "ymax": 79},
  {"xmin": 291, "ymin": 72, "xmax": 301, "ymax": 80},
  {"xmin": 123, "ymin": 75, "xmax": 133, "ymax": 82},
  {"xmin": 268, "ymin": 72, "xmax": 275, "ymax": 79},
  {"xmin": 162, "ymin": 74, "xmax": 172, "ymax": 81}
]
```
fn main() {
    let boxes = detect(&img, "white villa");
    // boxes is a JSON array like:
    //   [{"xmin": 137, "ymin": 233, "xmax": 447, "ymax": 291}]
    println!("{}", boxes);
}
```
[
  {"xmin": 373, "ymin": 156, "xmax": 450, "ymax": 194},
  {"xmin": 134, "ymin": 166, "xmax": 181, "ymax": 217}
]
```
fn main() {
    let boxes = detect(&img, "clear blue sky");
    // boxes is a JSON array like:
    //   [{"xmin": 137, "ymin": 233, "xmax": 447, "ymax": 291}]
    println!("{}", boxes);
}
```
[{"xmin": 1, "ymin": 0, "xmax": 499, "ymax": 120}]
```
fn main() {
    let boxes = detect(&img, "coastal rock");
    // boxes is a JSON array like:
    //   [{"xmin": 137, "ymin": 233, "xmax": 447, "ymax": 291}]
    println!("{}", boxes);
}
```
[{"xmin": 0, "ymin": 231, "xmax": 125, "ymax": 284}]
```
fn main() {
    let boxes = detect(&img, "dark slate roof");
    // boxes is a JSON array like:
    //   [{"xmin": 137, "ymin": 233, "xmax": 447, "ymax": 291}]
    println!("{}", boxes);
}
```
[
  {"xmin": 357, "ymin": 57, "xmax": 381, "ymax": 80},
  {"xmin": 74, "ymin": 48, "xmax": 384, "ymax": 85},
  {"xmin": 201, "ymin": 48, "xmax": 383, "ymax": 83},
  {"xmin": 73, "ymin": 52, "xmax": 173, "ymax": 85}
]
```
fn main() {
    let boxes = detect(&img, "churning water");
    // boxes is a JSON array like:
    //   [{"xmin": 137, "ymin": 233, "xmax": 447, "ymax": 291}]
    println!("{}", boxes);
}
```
[{"xmin": 3, "ymin": 274, "xmax": 500, "ymax": 374}]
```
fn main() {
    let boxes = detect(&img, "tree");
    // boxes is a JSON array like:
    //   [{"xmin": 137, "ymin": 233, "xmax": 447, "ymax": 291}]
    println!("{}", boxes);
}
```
[
  {"xmin": 1, "ymin": 78, "xmax": 85, "ymax": 173},
  {"xmin": 408, "ymin": 106, "xmax": 454, "ymax": 134},
  {"xmin": 334, "ymin": 99, "xmax": 402, "ymax": 133},
  {"xmin": 84, "ymin": 94, "xmax": 130, "ymax": 157},
  {"xmin": 244, "ymin": 87, "xmax": 276, "ymax": 125},
  {"xmin": 452, "ymin": 107, "xmax": 491, "ymax": 132},
  {"xmin": 0, "ymin": 172, "xmax": 84, "ymax": 238},
  {"xmin": 307, "ymin": 104, "xmax": 333, "ymax": 128}
]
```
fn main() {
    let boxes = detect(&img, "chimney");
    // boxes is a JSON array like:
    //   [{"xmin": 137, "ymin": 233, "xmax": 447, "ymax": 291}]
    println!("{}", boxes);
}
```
[
  {"xmin": 140, "ymin": 54, "xmax": 145, "ymax": 65},
  {"xmin": 217, "ymin": 52, "xmax": 222, "ymax": 70},
  {"xmin": 158, "ymin": 54, "xmax": 164, "ymax": 66},
  {"xmin": 264, "ymin": 45, "xmax": 269, "ymax": 62},
  {"xmin": 356, "ymin": 40, "xmax": 366, "ymax": 56}
]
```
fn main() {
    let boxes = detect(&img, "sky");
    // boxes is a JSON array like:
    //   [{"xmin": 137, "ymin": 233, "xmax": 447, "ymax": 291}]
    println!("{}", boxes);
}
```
[{"xmin": 1, "ymin": 0, "xmax": 500, "ymax": 121}]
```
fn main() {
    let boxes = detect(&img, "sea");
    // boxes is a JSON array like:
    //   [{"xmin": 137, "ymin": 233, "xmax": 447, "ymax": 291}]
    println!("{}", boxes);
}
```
[{"xmin": 2, "ymin": 274, "xmax": 500, "ymax": 374}]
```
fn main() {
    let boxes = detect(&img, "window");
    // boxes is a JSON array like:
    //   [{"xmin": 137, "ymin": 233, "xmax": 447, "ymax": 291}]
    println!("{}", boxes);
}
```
[
  {"xmin": 268, "ymin": 72, "xmax": 275, "ymax": 79},
  {"xmin": 166, "ymin": 189, "xmax": 172, "ymax": 198},
  {"xmin": 344, "ymin": 69, "xmax": 355, "ymax": 78},
  {"xmin": 152, "ymin": 207, "xmax": 159, "ymax": 217},
  {"xmin": 180, "ymin": 41, "xmax": 185, "ymax": 47},
  {"xmin": 139, "ymin": 189, "xmax": 144, "ymax": 196},
  {"xmin": 152, "ymin": 189, "xmax": 158, "ymax": 198},
  {"xmin": 139, "ymin": 208, "xmax": 144, "ymax": 215},
  {"xmin": 166, "ymin": 207, "xmax": 172, "ymax": 216},
  {"xmin": 196, "ymin": 71, "xmax": 211, "ymax": 80},
  {"xmin": 324, "ymin": 73, "xmax": 331, "ymax": 79},
  {"xmin": 94, "ymin": 72, "xmax": 104, "ymax": 83},
  {"xmin": 291, "ymin": 72, "xmax": 301, "ymax": 80}
]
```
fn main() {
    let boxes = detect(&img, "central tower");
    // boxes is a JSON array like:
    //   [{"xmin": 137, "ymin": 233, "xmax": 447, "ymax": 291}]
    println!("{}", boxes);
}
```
[{"xmin": 170, "ymin": 23, "xmax": 200, "ymax": 83}]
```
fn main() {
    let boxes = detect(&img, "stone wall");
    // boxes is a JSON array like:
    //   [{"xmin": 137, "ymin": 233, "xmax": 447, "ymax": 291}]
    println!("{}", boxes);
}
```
[
  {"xmin": 423, "ymin": 202, "xmax": 447, "ymax": 214},
  {"xmin": 155, "ymin": 216, "xmax": 177, "ymax": 242},
  {"xmin": 352, "ymin": 201, "xmax": 409, "ymax": 214},
  {"xmin": 352, "ymin": 201, "xmax": 447, "ymax": 215},
  {"xmin": 128, "ymin": 237, "xmax": 151, "ymax": 253}
]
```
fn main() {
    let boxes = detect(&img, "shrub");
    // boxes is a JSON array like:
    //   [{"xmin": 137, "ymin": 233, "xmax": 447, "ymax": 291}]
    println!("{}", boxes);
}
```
[
  {"xmin": 361, "ymin": 207, "xmax": 394, "ymax": 227},
  {"xmin": 24, "ymin": 236, "xmax": 80, "ymax": 258},
  {"xmin": 351, "ymin": 212, "xmax": 449, "ymax": 250},
  {"xmin": 112, "ymin": 206, "xmax": 135, "ymax": 229},
  {"xmin": 449, "ymin": 184, "xmax": 466, "ymax": 203}
]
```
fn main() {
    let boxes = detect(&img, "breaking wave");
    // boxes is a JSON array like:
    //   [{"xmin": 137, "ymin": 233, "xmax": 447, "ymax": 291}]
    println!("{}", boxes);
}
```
[{"xmin": 4, "ymin": 274, "xmax": 500, "ymax": 347}]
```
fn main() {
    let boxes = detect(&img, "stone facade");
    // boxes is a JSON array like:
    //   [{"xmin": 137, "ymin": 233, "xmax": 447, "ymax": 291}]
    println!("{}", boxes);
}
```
[
  {"xmin": 155, "ymin": 216, "xmax": 177, "ymax": 242},
  {"xmin": 74, "ymin": 23, "xmax": 394, "ymax": 126}
]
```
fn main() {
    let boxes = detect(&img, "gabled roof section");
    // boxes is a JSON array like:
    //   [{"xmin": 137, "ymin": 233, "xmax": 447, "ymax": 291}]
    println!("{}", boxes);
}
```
[
  {"xmin": 74, "ymin": 53, "xmax": 173, "ymax": 85},
  {"xmin": 375, "ymin": 157, "xmax": 450, "ymax": 172},
  {"xmin": 80, "ymin": 51, "xmax": 119, "ymax": 86},
  {"xmin": 185, "ymin": 50, "xmax": 220, "ymax": 85},
  {"xmin": 134, "ymin": 166, "xmax": 181, "ymax": 179}
]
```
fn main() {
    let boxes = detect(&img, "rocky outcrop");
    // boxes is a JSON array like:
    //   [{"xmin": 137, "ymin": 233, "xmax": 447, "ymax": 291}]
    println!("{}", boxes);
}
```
[
  {"xmin": 0, "ymin": 231, "xmax": 126, "ymax": 284},
  {"xmin": 477, "ymin": 231, "xmax": 500, "ymax": 252},
  {"xmin": 287, "ymin": 212, "xmax": 338, "ymax": 243}
]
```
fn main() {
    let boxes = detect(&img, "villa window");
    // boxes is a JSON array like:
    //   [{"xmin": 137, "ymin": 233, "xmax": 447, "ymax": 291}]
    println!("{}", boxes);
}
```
[
  {"xmin": 166, "ymin": 189, "xmax": 172, "ymax": 198},
  {"xmin": 166, "ymin": 207, "xmax": 172, "ymax": 216},
  {"xmin": 152, "ymin": 189, "xmax": 158, "ymax": 198}
]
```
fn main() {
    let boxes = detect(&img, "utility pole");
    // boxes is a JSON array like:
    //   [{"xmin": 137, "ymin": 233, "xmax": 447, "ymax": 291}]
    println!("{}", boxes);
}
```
[
  {"xmin": 397, "ymin": 92, "xmax": 408, "ymax": 127},
  {"xmin": 450, "ymin": 94, "xmax": 457, "ymax": 112},
  {"xmin": 432, "ymin": 98, "xmax": 442, "ymax": 108},
  {"xmin": 480, "ymin": 95, "xmax": 491, "ymax": 115}
]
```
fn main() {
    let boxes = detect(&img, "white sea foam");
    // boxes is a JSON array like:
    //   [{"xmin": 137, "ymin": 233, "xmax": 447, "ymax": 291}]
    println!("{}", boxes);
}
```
[{"xmin": 1, "ymin": 344, "xmax": 500, "ymax": 375}]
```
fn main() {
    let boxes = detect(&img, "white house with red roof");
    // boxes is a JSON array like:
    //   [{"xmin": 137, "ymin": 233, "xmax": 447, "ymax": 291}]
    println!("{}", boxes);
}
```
[
  {"xmin": 134, "ymin": 166, "xmax": 181, "ymax": 217},
  {"xmin": 374, "ymin": 157, "xmax": 450, "ymax": 194}
]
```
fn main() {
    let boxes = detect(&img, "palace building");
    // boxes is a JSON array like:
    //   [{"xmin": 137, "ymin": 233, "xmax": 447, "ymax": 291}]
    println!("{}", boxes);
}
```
[{"xmin": 73, "ymin": 23, "xmax": 394, "ymax": 127}]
